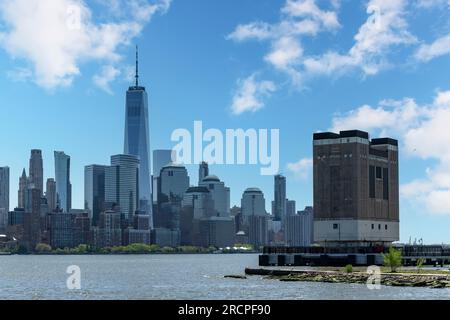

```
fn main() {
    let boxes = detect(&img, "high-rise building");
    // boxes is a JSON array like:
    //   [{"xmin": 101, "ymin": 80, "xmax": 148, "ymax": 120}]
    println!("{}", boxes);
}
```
[
  {"xmin": 198, "ymin": 217, "xmax": 235, "ymax": 248},
  {"xmin": 285, "ymin": 207, "xmax": 314, "ymax": 247},
  {"xmin": 286, "ymin": 199, "xmax": 296, "ymax": 216},
  {"xmin": 29, "ymin": 150, "xmax": 43, "ymax": 195},
  {"xmin": 152, "ymin": 150, "xmax": 177, "ymax": 203},
  {"xmin": 54, "ymin": 151, "xmax": 72, "ymax": 213},
  {"xmin": 84, "ymin": 165, "xmax": 107, "ymax": 226},
  {"xmin": 124, "ymin": 46, "xmax": 152, "ymax": 213},
  {"xmin": 18, "ymin": 169, "xmax": 27, "ymax": 209},
  {"xmin": 199, "ymin": 175, "xmax": 230, "ymax": 217},
  {"xmin": 0, "ymin": 166, "xmax": 9, "ymax": 213},
  {"xmin": 248, "ymin": 215, "xmax": 269, "ymax": 248},
  {"xmin": 105, "ymin": 154, "xmax": 140, "ymax": 224},
  {"xmin": 45, "ymin": 178, "xmax": 57, "ymax": 213},
  {"xmin": 182, "ymin": 187, "xmax": 215, "ymax": 219},
  {"xmin": 198, "ymin": 161, "xmax": 209, "ymax": 184},
  {"xmin": 273, "ymin": 174, "xmax": 286, "ymax": 222},
  {"xmin": 158, "ymin": 164, "xmax": 190, "ymax": 203},
  {"xmin": 23, "ymin": 187, "xmax": 42, "ymax": 251},
  {"xmin": 241, "ymin": 188, "xmax": 267, "ymax": 224},
  {"xmin": 313, "ymin": 130, "xmax": 399, "ymax": 246}
]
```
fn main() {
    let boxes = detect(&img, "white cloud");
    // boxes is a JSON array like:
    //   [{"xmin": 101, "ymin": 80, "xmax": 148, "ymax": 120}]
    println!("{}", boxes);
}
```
[
  {"xmin": 228, "ymin": 0, "xmax": 340, "ymax": 87},
  {"xmin": 230, "ymin": 74, "xmax": 276, "ymax": 115},
  {"xmin": 93, "ymin": 65, "xmax": 121, "ymax": 94},
  {"xmin": 6, "ymin": 67, "xmax": 33, "ymax": 82},
  {"xmin": 287, "ymin": 157, "xmax": 313, "ymax": 180},
  {"xmin": 305, "ymin": 0, "xmax": 417, "ymax": 76},
  {"xmin": 328, "ymin": 89, "xmax": 450, "ymax": 214},
  {"xmin": 415, "ymin": 34, "xmax": 450, "ymax": 62},
  {"xmin": 0, "ymin": 0, "xmax": 170, "ymax": 90}
]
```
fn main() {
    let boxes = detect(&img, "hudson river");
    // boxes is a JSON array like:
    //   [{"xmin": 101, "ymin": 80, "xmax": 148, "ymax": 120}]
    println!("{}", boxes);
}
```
[{"xmin": 0, "ymin": 254, "xmax": 449, "ymax": 300}]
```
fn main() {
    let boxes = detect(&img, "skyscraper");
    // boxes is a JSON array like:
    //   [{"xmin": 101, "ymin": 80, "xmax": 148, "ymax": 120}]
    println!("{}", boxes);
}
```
[
  {"xmin": 84, "ymin": 165, "xmax": 107, "ymax": 226},
  {"xmin": 29, "ymin": 149, "xmax": 43, "ymax": 195},
  {"xmin": 241, "ymin": 188, "xmax": 267, "ymax": 224},
  {"xmin": 158, "ymin": 164, "xmax": 190, "ymax": 203},
  {"xmin": 199, "ymin": 175, "xmax": 230, "ymax": 217},
  {"xmin": 124, "ymin": 46, "xmax": 152, "ymax": 214},
  {"xmin": 45, "ymin": 178, "xmax": 57, "ymax": 213},
  {"xmin": 54, "ymin": 151, "xmax": 72, "ymax": 213},
  {"xmin": 18, "ymin": 169, "xmax": 27, "ymax": 209},
  {"xmin": 105, "ymin": 154, "xmax": 140, "ymax": 224},
  {"xmin": 198, "ymin": 161, "xmax": 209, "ymax": 184},
  {"xmin": 152, "ymin": 150, "xmax": 177, "ymax": 203},
  {"xmin": 273, "ymin": 174, "xmax": 286, "ymax": 221},
  {"xmin": 313, "ymin": 130, "xmax": 399, "ymax": 246},
  {"xmin": 0, "ymin": 166, "xmax": 9, "ymax": 212}
]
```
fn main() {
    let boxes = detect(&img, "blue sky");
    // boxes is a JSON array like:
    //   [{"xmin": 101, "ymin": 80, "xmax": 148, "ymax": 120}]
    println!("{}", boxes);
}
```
[{"xmin": 1, "ymin": 0, "xmax": 450, "ymax": 243}]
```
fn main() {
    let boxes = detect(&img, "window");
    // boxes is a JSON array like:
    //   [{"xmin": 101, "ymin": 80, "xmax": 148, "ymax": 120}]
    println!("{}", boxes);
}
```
[
  {"xmin": 209, "ymin": 184, "xmax": 215, "ymax": 190},
  {"xmin": 378, "ymin": 224, "xmax": 381, "ymax": 230},
  {"xmin": 371, "ymin": 224, "xmax": 374, "ymax": 230},
  {"xmin": 385, "ymin": 225, "xmax": 388, "ymax": 230},
  {"xmin": 383, "ymin": 168, "xmax": 389, "ymax": 200},
  {"xmin": 369, "ymin": 166, "xmax": 375, "ymax": 198},
  {"xmin": 333, "ymin": 224, "xmax": 339, "ymax": 230},
  {"xmin": 376, "ymin": 167, "xmax": 382, "ymax": 179}
]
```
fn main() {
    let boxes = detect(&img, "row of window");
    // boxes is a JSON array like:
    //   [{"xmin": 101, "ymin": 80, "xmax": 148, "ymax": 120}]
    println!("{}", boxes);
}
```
[{"xmin": 333, "ymin": 223, "xmax": 389, "ymax": 230}]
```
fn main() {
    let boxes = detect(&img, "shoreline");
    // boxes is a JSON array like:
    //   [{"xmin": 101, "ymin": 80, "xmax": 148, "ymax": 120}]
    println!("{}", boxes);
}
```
[{"xmin": 245, "ymin": 267, "xmax": 450, "ymax": 289}]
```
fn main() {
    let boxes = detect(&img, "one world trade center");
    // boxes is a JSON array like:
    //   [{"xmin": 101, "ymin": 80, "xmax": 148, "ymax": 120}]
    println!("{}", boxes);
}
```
[{"xmin": 124, "ymin": 46, "xmax": 152, "ymax": 218}]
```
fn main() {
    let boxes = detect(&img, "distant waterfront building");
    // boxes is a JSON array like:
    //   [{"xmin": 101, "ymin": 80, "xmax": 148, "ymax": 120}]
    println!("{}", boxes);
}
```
[
  {"xmin": 0, "ymin": 166, "xmax": 9, "ymax": 213},
  {"xmin": 241, "ymin": 188, "xmax": 267, "ymax": 224},
  {"xmin": 29, "ymin": 150, "xmax": 44, "ymax": 195},
  {"xmin": 273, "ymin": 174, "xmax": 286, "ymax": 222},
  {"xmin": 45, "ymin": 178, "xmax": 57, "ymax": 213},
  {"xmin": 23, "ymin": 187, "xmax": 42, "ymax": 251},
  {"xmin": 124, "ymin": 47, "xmax": 152, "ymax": 214},
  {"xmin": 199, "ymin": 175, "xmax": 230, "ymax": 217},
  {"xmin": 285, "ymin": 206, "xmax": 314, "ymax": 247},
  {"xmin": 313, "ymin": 130, "xmax": 399, "ymax": 246},
  {"xmin": 182, "ymin": 187, "xmax": 214, "ymax": 219},
  {"xmin": 49, "ymin": 213, "xmax": 75, "ymax": 249},
  {"xmin": 152, "ymin": 150, "xmax": 177, "ymax": 203},
  {"xmin": 0, "ymin": 208, "xmax": 7, "ymax": 232},
  {"xmin": 151, "ymin": 228, "xmax": 180, "ymax": 247},
  {"xmin": 158, "ymin": 164, "xmax": 190, "ymax": 203},
  {"xmin": 105, "ymin": 154, "xmax": 140, "ymax": 224},
  {"xmin": 54, "ymin": 151, "xmax": 72, "ymax": 213},
  {"xmin": 96, "ymin": 210, "xmax": 122, "ymax": 248},
  {"xmin": 198, "ymin": 217, "xmax": 235, "ymax": 248},
  {"xmin": 18, "ymin": 169, "xmax": 27, "ymax": 209},
  {"xmin": 248, "ymin": 215, "xmax": 269, "ymax": 248},
  {"xmin": 198, "ymin": 162, "xmax": 209, "ymax": 184},
  {"xmin": 84, "ymin": 165, "xmax": 107, "ymax": 226},
  {"xmin": 286, "ymin": 199, "xmax": 296, "ymax": 217}
]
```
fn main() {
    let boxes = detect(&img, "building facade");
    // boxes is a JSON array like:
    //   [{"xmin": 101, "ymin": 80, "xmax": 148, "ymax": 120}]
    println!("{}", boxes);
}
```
[
  {"xmin": 124, "ymin": 47, "xmax": 152, "ymax": 213},
  {"xmin": 273, "ymin": 174, "xmax": 286, "ymax": 222},
  {"xmin": 45, "ymin": 178, "xmax": 57, "ymax": 213},
  {"xmin": 313, "ymin": 130, "xmax": 399, "ymax": 246},
  {"xmin": 84, "ymin": 165, "xmax": 107, "ymax": 226},
  {"xmin": 0, "ymin": 166, "xmax": 9, "ymax": 213},
  {"xmin": 105, "ymin": 154, "xmax": 140, "ymax": 224},
  {"xmin": 29, "ymin": 150, "xmax": 43, "ymax": 195},
  {"xmin": 54, "ymin": 151, "xmax": 72, "ymax": 213},
  {"xmin": 199, "ymin": 175, "xmax": 230, "ymax": 217}
]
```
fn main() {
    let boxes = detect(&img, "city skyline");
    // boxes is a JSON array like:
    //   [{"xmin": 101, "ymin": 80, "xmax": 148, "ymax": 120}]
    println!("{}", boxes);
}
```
[{"xmin": 2, "ymin": 0, "xmax": 450, "ymax": 243}]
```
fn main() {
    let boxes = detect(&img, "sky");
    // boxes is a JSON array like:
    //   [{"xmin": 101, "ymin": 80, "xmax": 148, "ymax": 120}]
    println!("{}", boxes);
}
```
[{"xmin": 1, "ymin": 0, "xmax": 450, "ymax": 244}]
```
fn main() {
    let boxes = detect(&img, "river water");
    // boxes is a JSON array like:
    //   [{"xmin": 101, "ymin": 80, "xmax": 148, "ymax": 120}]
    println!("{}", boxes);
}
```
[{"xmin": 0, "ymin": 254, "xmax": 449, "ymax": 300}]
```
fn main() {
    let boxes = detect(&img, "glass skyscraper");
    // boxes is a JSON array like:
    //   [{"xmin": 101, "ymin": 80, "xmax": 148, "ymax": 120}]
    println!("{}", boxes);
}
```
[
  {"xmin": 84, "ymin": 165, "xmax": 107, "ymax": 226},
  {"xmin": 0, "ymin": 166, "xmax": 9, "ymax": 212},
  {"xmin": 54, "ymin": 151, "xmax": 72, "ymax": 213},
  {"xmin": 105, "ymin": 154, "xmax": 140, "ymax": 224},
  {"xmin": 124, "ymin": 47, "xmax": 152, "ymax": 215}
]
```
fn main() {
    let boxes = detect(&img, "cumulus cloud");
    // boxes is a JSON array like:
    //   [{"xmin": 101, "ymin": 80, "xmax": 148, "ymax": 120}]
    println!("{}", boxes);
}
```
[
  {"xmin": 415, "ymin": 34, "xmax": 450, "ymax": 62},
  {"xmin": 93, "ymin": 65, "xmax": 121, "ymax": 94},
  {"xmin": 0, "ymin": 0, "xmax": 170, "ymax": 90},
  {"xmin": 287, "ymin": 157, "xmax": 313, "ymax": 180},
  {"xmin": 329, "ymin": 89, "xmax": 450, "ymax": 215},
  {"xmin": 228, "ymin": 0, "xmax": 340, "ymax": 87},
  {"xmin": 230, "ymin": 74, "xmax": 276, "ymax": 115},
  {"xmin": 305, "ymin": 0, "xmax": 417, "ymax": 76}
]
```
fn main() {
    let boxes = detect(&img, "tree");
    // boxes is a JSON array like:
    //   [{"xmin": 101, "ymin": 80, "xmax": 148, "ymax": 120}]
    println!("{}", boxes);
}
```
[
  {"xmin": 35, "ymin": 243, "xmax": 52, "ymax": 253},
  {"xmin": 344, "ymin": 264, "xmax": 353, "ymax": 273},
  {"xmin": 383, "ymin": 247, "xmax": 402, "ymax": 273},
  {"xmin": 416, "ymin": 258, "xmax": 425, "ymax": 273}
]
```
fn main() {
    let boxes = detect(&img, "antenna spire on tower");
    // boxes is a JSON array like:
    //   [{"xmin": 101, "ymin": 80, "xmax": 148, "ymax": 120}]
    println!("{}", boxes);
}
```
[{"xmin": 135, "ymin": 45, "xmax": 139, "ymax": 87}]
